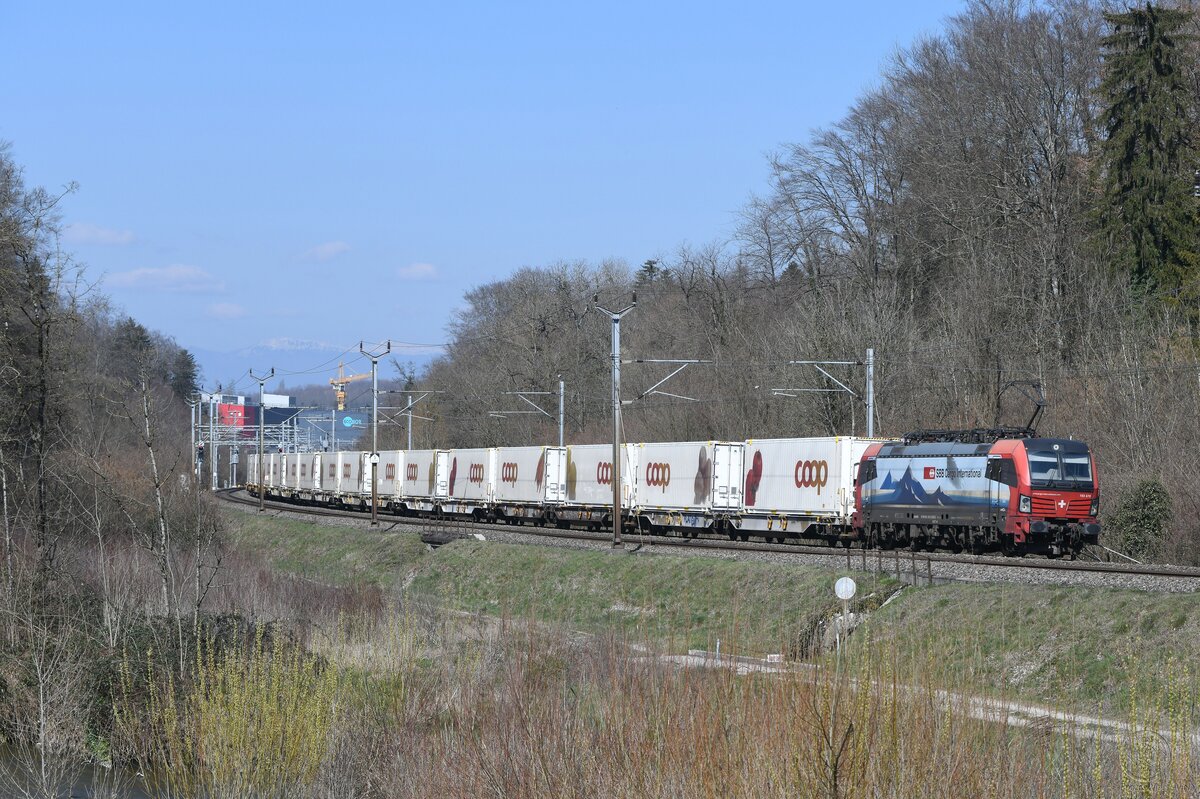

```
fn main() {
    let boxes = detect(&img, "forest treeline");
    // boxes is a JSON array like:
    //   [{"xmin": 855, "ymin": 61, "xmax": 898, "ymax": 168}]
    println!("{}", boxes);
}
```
[
  {"xmin": 404, "ymin": 1, "xmax": 1200, "ymax": 560},
  {"xmin": 0, "ymin": 141, "xmax": 220, "ymax": 794}
]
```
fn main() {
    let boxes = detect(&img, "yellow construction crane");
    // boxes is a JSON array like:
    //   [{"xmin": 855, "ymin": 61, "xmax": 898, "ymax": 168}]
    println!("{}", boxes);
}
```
[{"xmin": 329, "ymin": 361, "xmax": 370, "ymax": 411}]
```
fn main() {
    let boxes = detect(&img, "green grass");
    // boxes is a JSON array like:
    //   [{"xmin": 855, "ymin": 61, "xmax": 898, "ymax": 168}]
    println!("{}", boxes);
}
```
[
  {"xmin": 409, "ymin": 538, "xmax": 899, "ymax": 653},
  {"xmin": 224, "ymin": 510, "xmax": 431, "ymax": 589},
  {"xmin": 854, "ymin": 581, "xmax": 1200, "ymax": 712}
]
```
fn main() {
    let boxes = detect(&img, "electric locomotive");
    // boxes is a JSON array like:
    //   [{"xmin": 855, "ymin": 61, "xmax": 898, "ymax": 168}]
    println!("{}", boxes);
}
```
[{"xmin": 853, "ymin": 435, "xmax": 1100, "ymax": 558}]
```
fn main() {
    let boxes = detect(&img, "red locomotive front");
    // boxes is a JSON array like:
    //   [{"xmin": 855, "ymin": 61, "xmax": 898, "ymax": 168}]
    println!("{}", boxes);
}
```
[{"xmin": 990, "ymin": 438, "xmax": 1100, "ymax": 556}]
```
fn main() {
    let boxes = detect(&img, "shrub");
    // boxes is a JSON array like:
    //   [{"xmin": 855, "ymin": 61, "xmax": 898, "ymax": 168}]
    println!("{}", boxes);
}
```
[
  {"xmin": 1108, "ymin": 478, "xmax": 1173, "ymax": 559},
  {"xmin": 115, "ymin": 624, "xmax": 338, "ymax": 798}
]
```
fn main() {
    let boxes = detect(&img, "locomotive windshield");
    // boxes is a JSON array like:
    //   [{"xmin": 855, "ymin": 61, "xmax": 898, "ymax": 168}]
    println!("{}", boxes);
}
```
[{"xmin": 1025, "ymin": 440, "xmax": 1093, "ymax": 490}]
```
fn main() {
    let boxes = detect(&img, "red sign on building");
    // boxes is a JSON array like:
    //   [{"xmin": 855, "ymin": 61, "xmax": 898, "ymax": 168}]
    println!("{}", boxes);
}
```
[{"xmin": 218, "ymin": 403, "xmax": 246, "ymax": 427}]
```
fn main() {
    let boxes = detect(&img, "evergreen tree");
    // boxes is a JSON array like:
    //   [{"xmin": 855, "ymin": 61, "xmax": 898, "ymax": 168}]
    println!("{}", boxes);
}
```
[
  {"xmin": 1098, "ymin": 3, "xmax": 1199, "ymax": 295},
  {"xmin": 170, "ymin": 348, "xmax": 200, "ymax": 400}
]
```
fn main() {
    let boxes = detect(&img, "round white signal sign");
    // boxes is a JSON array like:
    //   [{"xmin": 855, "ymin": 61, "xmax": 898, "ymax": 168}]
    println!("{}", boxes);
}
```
[{"xmin": 834, "ymin": 576, "xmax": 857, "ymax": 601}]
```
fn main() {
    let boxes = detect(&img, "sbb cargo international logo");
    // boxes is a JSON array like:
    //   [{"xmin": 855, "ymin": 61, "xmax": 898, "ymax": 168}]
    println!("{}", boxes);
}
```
[
  {"xmin": 596, "ymin": 462, "xmax": 613, "ymax": 485},
  {"xmin": 794, "ymin": 460, "xmax": 829, "ymax": 495},
  {"xmin": 923, "ymin": 466, "xmax": 982, "ymax": 480},
  {"xmin": 500, "ymin": 462, "xmax": 518, "ymax": 485},
  {"xmin": 646, "ymin": 462, "xmax": 671, "ymax": 492},
  {"xmin": 469, "ymin": 463, "xmax": 487, "ymax": 484}
]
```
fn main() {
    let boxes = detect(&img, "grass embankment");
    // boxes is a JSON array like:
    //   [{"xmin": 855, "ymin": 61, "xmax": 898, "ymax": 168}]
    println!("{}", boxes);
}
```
[
  {"xmin": 223, "ymin": 509, "xmax": 1200, "ymax": 711},
  {"xmin": 857, "ymin": 581, "xmax": 1200, "ymax": 713},
  {"xmin": 223, "ymin": 509, "xmax": 895, "ymax": 653},
  {"xmin": 230, "ymin": 512, "xmax": 431, "ymax": 588},
  {"xmin": 410, "ymin": 538, "xmax": 900, "ymax": 653}
]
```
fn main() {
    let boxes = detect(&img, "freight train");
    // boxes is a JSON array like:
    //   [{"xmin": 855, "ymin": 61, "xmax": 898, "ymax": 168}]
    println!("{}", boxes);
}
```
[{"xmin": 246, "ymin": 433, "xmax": 1100, "ymax": 558}]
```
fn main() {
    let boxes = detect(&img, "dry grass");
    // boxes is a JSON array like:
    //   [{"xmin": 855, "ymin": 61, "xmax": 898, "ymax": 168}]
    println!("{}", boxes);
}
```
[{"xmin": 281, "ymin": 607, "xmax": 1200, "ymax": 798}]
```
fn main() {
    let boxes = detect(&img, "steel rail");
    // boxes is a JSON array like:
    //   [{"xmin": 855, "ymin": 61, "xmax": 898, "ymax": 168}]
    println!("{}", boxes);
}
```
[{"xmin": 214, "ymin": 489, "xmax": 1200, "ymax": 581}]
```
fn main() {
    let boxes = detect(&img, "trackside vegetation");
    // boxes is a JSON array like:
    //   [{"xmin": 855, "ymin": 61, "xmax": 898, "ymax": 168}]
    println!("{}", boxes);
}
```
[{"xmin": 227, "ymin": 509, "xmax": 1200, "ymax": 716}]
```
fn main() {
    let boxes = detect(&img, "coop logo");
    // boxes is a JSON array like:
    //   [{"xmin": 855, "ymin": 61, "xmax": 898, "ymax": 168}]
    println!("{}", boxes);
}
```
[
  {"xmin": 794, "ymin": 460, "xmax": 829, "ymax": 494},
  {"xmin": 646, "ymin": 462, "xmax": 671, "ymax": 492},
  {"xmin": 596, "ymin": 462, "xmax": 614, "ymax": 485},
  {"xmin": 469, "ymin": 463, "xmax": 487, "ymax": 484},
  {"xmin": 500, "ymin": 462, "xmax": 518, "ymax": 485},
  {"xmin": 406, "ymin": 463, "xmax": 419, "ymax": 482}
]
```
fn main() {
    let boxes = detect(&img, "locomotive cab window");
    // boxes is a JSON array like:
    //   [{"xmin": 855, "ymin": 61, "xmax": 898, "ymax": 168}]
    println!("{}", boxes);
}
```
[
  {"xmin": 856, "ymin": 460, "xmax": 876, "ymax": 485},
  {"xmin": 986, "ymin": 458, "xmax": 1017, "ymax": 486},
  {"xmin": 1026, "ymin": 441, "xmax": 1094, "ymax": 490}
]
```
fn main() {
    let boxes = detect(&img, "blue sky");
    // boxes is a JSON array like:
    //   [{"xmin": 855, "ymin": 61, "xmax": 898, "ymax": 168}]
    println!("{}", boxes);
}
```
[{"xmin": 3, "ymin": 1, "xmax": 964, "ymax": 393}]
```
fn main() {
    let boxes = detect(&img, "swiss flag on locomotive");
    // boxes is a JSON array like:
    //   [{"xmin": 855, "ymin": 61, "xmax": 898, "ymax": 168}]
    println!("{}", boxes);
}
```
[{"xmin": 923, "ymin": 466, "xmax": 936, "ymax": 480}]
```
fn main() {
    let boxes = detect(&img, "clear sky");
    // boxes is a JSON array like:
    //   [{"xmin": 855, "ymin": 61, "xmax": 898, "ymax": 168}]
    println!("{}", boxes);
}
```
[{"xmin": 3, "ymin": 0, "xmax": 965, "ymax": 393}]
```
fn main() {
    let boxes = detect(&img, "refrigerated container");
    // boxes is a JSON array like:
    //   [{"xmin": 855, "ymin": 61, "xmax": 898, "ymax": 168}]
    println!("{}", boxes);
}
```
[
  {"xmin": 739, "ymin": 437, "xmax": 879, "ymax": 538},
  {"xmin": 492, "ymin": 446, "xmax": 567, "ymax": 520},
  {"xmin": 629, "ymin": 441, "xmax": 744, "ymax": 528},
  {"xmin": 397, "ymin": 449, "xmax": 450, "ymax": 513},
  {"xmin": 376, "ymin": 451, "xmax": 403, "ymax": 501},
  {"xmin": 556, "ymin": 443, "xmax": 636, "ymax": 526},
  {"xmin": 296, "ymin": 451, "xmax": 322, "ymax": 496},
  {"xmin": 443, "ymin": 447, "xmax": 495, "ymax": 515},
  {"xmin": 322, "ymin": 451, "xmax": 365, "ymax": 502}
]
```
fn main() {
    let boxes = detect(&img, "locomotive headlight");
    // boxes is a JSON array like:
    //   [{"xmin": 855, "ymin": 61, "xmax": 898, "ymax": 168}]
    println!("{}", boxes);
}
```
[
  {"xmin": 1019, "ymin": 494, "xmax": 1032, "ymax": 514},
  {"xmin": 1090, "ymin": 496, "xmax": 1099, "ymax": 516}
]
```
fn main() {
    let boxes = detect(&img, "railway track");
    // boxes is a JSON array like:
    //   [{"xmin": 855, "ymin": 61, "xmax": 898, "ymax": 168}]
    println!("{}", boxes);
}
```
[{"xmin": 215, "ymin": 488, "xmax": 1200, "ymax": 586}]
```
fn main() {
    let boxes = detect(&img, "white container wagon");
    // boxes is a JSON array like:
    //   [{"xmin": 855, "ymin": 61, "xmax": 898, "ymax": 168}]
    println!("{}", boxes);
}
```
[
  {"xmin": 492, "ymin": 446, "xmax": 567, "ymax": 522},
  {"xmin": 265, "ymin": 453, "xmax": 281, "ymax": 492},
  {"xmin": 246, "ymin": 452, "xmax": 260, "ymax": 491},
  {"xmin": 738, "ymin": 437, "xmax": 879, "ymax": 541},
  {"xmin": 630, "ymin": 441, "xmax": 744, "ymax": 531},
  {"xmin": 396, "ymin": 449, "xmax": 451, "ymax": 513},
  {"xmin": 374, "ymin": 451, "xmax": 403, "ymax": 508},
  {"xmin": 443, "ymin": 447, "xmax": 494, "ymax": 517},
  {"xmin": 559, "ymin": 444, "xmax": 637, "ymax": 529},
  {"xmin": 296, "ymin": 452, "xmax": 322, "ymax": 500},
  {"xmin": 322, "ymin": 451, "xmax": 365, "ymax": 505},
  {"xmin": 280, "ymin": 453, "xmax": 302, "ymax": 498}
]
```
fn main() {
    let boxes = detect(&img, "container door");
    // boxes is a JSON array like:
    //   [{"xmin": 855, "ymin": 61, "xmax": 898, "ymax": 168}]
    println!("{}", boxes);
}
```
[
  {"xmin": 544, "ymin": 447, "xmax": 567, "ymax": 502},
  {"xmin": 434, "ymin": 451, "xmax": 450, "ymax": 498},
  {"xmin": 710, "ymin": 443, "xmax": 745, "ymax": 510}
]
